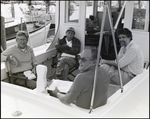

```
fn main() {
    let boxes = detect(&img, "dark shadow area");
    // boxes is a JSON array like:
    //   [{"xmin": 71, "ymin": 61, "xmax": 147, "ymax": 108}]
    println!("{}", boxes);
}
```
[{"xmin": 85, "ymin": 31, "xmax": 121, "ymax": 60}]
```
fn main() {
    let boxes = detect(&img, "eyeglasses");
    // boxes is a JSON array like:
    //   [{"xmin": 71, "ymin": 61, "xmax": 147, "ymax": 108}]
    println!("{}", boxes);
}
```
[{"xmin": 77, "ymin": 56, "xmax": 92, "ymax": 63}]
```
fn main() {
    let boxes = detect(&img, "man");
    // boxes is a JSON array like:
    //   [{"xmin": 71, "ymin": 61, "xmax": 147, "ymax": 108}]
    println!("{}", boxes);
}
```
[
  {"xmin": 1, "ymin": 30, "xmax": 37, "ymax": 89},
  {"xmin": 86, "ymin": 15, "xmax": 99, "ymax": 34},
  {"xmin": 100, "ymin": 28, "xmax": 144, "ymax": 85},
  {"xmin": 55, "ymin": 27, "xmax": 81, "ymax": 80},
  {"xmin": 51, "ymin": 47, "xmax": 109, "ymax": 109}
]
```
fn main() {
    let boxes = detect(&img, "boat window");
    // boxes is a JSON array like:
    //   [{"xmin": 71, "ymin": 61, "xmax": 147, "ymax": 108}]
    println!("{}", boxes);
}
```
[
  {"xmin": 97, "ymin": 1, "xmax": 125, "ymax": 12},
  {"xmin": 131, "ymin": 1, "xmax": 149, "ymax": 31},
  {"xmin": 65, "ymin": 1, "xmax": 79, "ymax": 23},
  {"xmin": 111, "ymin": 1, "xmax": 119, "ymax": 9},
  {"xmin": 111, "ymin": 1, "xmax": 124, "ymax": 11},
  {"xmin": 86, "ymin": 1, "xmax": 94, "ymax": 18},
  {"xmin": 97, "ymin": 1, "xmax": 104, "ymax": 12}
]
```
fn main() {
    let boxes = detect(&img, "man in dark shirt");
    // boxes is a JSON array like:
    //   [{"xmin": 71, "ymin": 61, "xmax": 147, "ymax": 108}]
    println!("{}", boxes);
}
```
[
  {"xmin": 55, "ymin": 27, "xmax": 81, "ymax": 80},
  {"xmin": 51, "ymin": 47, "xmax": 109, "ymax": 109}
]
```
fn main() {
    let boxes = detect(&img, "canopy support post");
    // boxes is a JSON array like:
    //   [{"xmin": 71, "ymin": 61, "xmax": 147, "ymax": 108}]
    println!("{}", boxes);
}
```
[{"xmin": 89, "ymin": 1, "xmax": 124, "ymax": 113}]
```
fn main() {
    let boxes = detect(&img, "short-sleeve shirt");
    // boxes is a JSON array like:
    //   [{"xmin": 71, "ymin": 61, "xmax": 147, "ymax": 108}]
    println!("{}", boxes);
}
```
[{"xmin": 1, "ymin": 45, "xmax": 37, "ymax": 73}]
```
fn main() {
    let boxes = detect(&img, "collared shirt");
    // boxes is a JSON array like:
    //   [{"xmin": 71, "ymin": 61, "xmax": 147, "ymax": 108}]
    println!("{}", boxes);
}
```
[
  {"xmin": 1, "ymin": 45, "xmax": 38, "ymax": 73},
  {"xmin": 117, "ymin": 41, "xmax": 144, "ymax": 75}
]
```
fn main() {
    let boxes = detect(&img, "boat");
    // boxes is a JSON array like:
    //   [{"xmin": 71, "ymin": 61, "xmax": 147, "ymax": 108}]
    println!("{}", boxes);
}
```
[
  {"xmin": 2, "ymin": 2, "xmax": 54, "ymax": 48},
  {"xmin": 1, "ymin": 1, "xmax": 149, "ymax": 118}
]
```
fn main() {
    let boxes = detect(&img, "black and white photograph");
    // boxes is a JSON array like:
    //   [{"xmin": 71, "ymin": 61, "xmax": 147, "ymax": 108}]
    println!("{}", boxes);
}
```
[{"xmin": 1, "ymin": 0, "xmax": 149, "ymax": 118}]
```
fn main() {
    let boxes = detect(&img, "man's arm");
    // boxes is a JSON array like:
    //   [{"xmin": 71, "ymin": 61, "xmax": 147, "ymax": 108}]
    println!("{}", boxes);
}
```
[
  {"xmin": 30, "ymin": 47, "xmax": 38, "ymax": 74},
  {"xmin": 1, "ymin": 48, "xmax": 12, "ymax": 62},
  {"xmin": 52, "ymin": 74, "xmax": 83, "ymax": 105},
  {"xmin": 101, "ymin": 59, "xmax": 118, "ymax": 67},
  {"xmin": 55, "ymin": 38, "xmax": 69, "ymax": 52},
  {"xmin": 56, "ymin": 38, "xmax": 81, "ymax": 55},
  {"xmin": 64, "ymin": 39, "xmax": 81, "ymax": 55}
]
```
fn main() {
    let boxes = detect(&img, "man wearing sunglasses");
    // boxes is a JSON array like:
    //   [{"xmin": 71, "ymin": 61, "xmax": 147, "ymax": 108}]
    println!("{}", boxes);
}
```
[
  {"xmin": 100, "ymin": 28, "xmax": 144, "ymax": 85},
  {"xmin": 51, "ymin": 47, "xmax": 109, "ymax": 109}
]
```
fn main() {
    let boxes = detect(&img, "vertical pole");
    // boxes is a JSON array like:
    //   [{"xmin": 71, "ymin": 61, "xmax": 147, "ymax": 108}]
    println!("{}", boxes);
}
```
[
  {"xmin": 44, "ymin": 14, "xmax": 47, "ymax": 44},
  {"xmin": 114, "ymin": 1, "xmax": 127, "ymax": 30},
  {"xmin": 21, "ymin": 18, "xmax": 23, "ymax": 30},
  {"xmin": 11, "ymin": 1, "xmax": 15, "ymax": 18},
  {"xmin": 1, "ymin": 16, "xmax": 7, "ymax": 51},
  {"xmin": 106, "ymin": 3, "xmax": 123, "ymax": 92},
  {"xmin": 89, "ymin": 2, "xmax": 107, "ymax": 113}
]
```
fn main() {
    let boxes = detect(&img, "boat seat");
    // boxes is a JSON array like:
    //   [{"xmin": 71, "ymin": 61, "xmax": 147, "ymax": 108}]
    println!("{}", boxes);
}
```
[{"xmin": 4, "ymin": 60, "xmax": 28, "ymax": 87}]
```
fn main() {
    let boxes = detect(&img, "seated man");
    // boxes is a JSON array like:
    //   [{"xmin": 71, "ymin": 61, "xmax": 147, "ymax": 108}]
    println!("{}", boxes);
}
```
[
  {"xmin": 1, "ymin": 30, "xmax": 37, "ymax": 89},
  {"xmin": 100, "ymin": 28, "xmax": 144, "ymax": 85},
  {"xmin": 55, "ymin": 27, "xmax": 81, "ymax": 80},
  {"xmin": 51, "ymin": 47, "xmax": 109, "ymax": 109},
  {"xmin": 86, "ymin": 15, "xmax": 99, "ymax": 34}
]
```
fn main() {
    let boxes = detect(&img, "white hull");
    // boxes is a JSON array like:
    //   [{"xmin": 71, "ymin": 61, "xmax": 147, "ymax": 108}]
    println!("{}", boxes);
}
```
[{"xmin": 1, "ymin": 68, "xmax": 149, "ymax": 118}]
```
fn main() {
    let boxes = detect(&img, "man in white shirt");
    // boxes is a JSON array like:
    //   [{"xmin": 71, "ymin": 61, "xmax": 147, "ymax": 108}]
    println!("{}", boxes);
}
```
[
  {"xmin": 55, "ymin": 27, "xmax": 81, "ymax": 80},
  {"xmin": 100, "ymin": 28, "xmax": 144, "ymax": 85}
]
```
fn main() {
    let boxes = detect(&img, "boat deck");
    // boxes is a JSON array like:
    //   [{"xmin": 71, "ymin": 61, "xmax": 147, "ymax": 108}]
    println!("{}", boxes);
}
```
[{"xmin": 1, "ymin": 68, "xmax": 149, "ymax": 118}]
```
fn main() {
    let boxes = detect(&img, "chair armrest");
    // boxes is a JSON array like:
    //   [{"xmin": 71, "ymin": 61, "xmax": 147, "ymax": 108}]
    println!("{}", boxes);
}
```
[{"xmin": 11, "ymin": 75, "xmax": 28, "ymax": 79}]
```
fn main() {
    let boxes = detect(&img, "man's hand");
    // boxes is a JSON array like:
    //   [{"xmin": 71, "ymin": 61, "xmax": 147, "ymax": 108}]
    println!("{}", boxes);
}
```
[
  {"xmin": 62, "ymin": 44, "xmax": 70, "ymax": 50},
  {"xmin": 52, "ymin": 87, "xmax": 60, "ymax": 98},
  {"xmin": 101, "ymin": 59, "xmax": 107, "ymax": 64},
  {"xmin": 9, "ymin": 56, "xmax": 21, "ymax": 67},
  {"xmin": 31, "ymin": 64, "xmax": 37, "ymax": 74}
]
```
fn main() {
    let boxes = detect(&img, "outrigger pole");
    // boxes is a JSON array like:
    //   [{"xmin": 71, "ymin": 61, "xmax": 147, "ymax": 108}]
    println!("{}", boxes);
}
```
[{"xmin": 89, "ymin": 1, "xmax": 124, "ymax": 113}]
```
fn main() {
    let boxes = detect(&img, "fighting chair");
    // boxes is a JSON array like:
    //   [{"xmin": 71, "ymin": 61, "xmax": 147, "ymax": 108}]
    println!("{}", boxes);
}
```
[
  {"xmin": 51, "ymin": 53, "xmax": 79, "ymax": 81},
  {"xmin": 5, "ymin": 60, "xmax": 28, "ymax": 87}
]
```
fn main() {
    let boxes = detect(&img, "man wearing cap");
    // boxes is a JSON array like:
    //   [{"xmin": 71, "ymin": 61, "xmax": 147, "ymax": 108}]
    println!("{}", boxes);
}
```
[{"xmin": 55, "ymin": 27, "xmax": 81, "ymax": 80}]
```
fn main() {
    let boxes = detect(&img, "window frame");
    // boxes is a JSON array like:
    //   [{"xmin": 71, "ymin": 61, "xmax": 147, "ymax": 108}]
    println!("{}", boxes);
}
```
[
  {"xmin": 64, "ymin": 1, "xmax": 80, "ymax": 25},
  {"xmin": 131, "ymin": 1, "xmax": 149, "ymax": 32}
]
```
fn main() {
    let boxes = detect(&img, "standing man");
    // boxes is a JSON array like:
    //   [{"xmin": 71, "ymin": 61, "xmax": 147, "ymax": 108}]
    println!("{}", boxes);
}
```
[
  {"xmin": 100, "ymin": 28, "xmax": 144, "ymax": 85},
  {"xmin": 51, "ymin": 47, "xmax": 109, "ymax": 109},
  {"xmin": 55, "ymin": 27, "xmax": 81, "ymax": 80},
  {"xmin": 1, "ymin": 31, "xmax": 37, "ymax": 89}
]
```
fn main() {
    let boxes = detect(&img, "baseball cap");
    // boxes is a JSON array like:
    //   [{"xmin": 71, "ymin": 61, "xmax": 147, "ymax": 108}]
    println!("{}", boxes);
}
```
[{"xmin": 66, "ymin": 27, "xmax": 75, "ymax": 34}]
